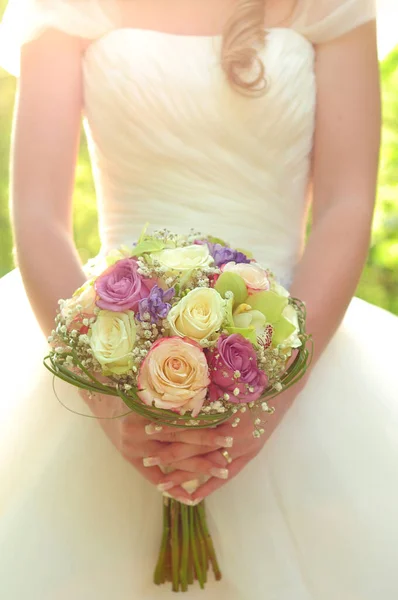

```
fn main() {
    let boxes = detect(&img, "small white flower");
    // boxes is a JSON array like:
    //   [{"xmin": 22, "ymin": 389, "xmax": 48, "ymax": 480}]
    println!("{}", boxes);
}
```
[{"xmin": 212, "ymin": 400, "xmax": 223, "ymax": 411}]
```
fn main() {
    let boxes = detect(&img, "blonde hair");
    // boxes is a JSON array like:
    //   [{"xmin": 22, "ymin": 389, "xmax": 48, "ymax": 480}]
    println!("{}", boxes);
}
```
[{"xmin": 221, "ymin": 0, "xmax": 267, "ymax": 96}]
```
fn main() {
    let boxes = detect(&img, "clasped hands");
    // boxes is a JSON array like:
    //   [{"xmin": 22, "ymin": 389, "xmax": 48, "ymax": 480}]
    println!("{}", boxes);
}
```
[
  {"xmin": 120, "ymin": 390, "xmax": 296, "ymax": 505},
  {"xmin": 83, "ymin": 386, "xmax": 296, "ymax": 505}
]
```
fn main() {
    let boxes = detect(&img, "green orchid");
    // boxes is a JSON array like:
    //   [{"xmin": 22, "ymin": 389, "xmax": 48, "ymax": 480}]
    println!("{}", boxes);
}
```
[
  {"xmin": 214, "ymin": 271, "xmax": 248, "ymax": 308},
  {"xmin": 223, "ymin": 297, "xmax": 259, "ymax": 346},
  {"xmin": 246, "ymin": 290, "xmax": 298, "ymax": 346}
]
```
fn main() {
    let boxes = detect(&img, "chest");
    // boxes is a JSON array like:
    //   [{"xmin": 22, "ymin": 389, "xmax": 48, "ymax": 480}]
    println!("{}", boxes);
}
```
[{"xmin": 107, "ymin": 0, "xmax": 297, "ymax": 36}]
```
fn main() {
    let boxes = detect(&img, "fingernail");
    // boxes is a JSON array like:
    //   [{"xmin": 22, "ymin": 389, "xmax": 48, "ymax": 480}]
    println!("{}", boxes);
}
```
[
  {"xmin": 215, "ymin": 436, "xmax": 233, "ymax": 448},
  {"xmin": 157, "ymin": 482, "xmax": 175, "ymax": 492},
  {"xmin": 176, "ymin": 497, "xmax": 203, "ymax": 507},
  {"xmin": 210, "ymin": 467, "xmax": 229, "ymax": 480},
  {"xmin": 145, "ymin": 424, "xmax": 163, "ymax": 435},
  {"xmin": 143, "ymin": 456, "xmax": 161, "ymax": 467},
  {"xmin": 162, "ymin": 492, "xmax": 174, "ymax": 499}
]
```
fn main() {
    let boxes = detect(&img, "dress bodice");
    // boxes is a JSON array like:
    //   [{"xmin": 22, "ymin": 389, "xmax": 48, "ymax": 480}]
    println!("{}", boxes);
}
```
[{"xmin": 82, "ymin": 27, "xmax": 316, "ymax": 285}]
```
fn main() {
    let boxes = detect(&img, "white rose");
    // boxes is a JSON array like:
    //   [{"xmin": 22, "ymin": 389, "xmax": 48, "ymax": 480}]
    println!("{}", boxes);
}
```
[
  {"xmin": 167, "ymin": 288, "xmax": 226, "ymax": 342},
  {"xmin": 61, "ymin": 282, "xmax": 96, "ymax": 325},
  {"xmin": 151, "ymin": 245, "xmax": 214, "ymax": 274},
  {"xmin": 89, "ymin": 310, "xmax": 137, "ymax": 374}
]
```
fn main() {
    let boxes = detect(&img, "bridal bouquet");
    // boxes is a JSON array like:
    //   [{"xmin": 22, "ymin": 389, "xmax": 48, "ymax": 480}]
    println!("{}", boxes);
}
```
[{"xmin": 44, "ymin": 225, "xmax": 312, "ymax": 592}]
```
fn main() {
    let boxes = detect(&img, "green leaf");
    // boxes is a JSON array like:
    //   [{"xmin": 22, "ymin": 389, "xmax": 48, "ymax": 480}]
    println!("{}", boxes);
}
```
[
  {"xmin": 225, "ymin": 326, "xmax": 258, "ymax": 345},
  {"xmin": 272, "ymin": 316, "xmax": 296, "ymax": 346},
  {"xmin": 247, "ymin": 291, "xmax": 288, "ymax": 323},
  {"xmin": 207, "ymin": 235, "xmax": 230, "ymax": 247},
  {"xmin": 235, "ymin": 247, "xmax": 254, "ymax": 259},
  {"xmin": 137, "ymin": 222, "xmax": 150, "ymax": 243},
  {"xmin": 131, "ymin": 238, "xmax": 166, "ymax": 257},
  {"xmin": 214, "ymin": 272, "xmax": 248, "ymax": 307}
]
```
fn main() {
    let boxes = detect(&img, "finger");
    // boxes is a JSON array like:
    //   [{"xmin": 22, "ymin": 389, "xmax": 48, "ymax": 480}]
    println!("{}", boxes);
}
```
[
  {"xmin": 190, "ymin": 452, "xmax": 258, "ymax": 501},
  {"xmin": 159, "ymin": 455, "xmax": 230, "ymax": 479},
  {"xmin": 121, "ymin": 439, "xmax": 167, "ymax": 460},
  {"xmin": 127, "ymin": 458, "xmax": 193, "ymax": 502},
  {"xmin": 142, "ymin": 443, "xmax": 215, "ymax": 467},
  {"xmin": 201, "ymin": 441, "xmax": 257, "ymax": 468},
  {"xmin": 144, "ymin": 424, "xmax": 190, "ymax": 436},
  {"xmin": 119, "ymin": 416, "xmax": 152, "ymax": 441},
  {"xmin": 145, "ymin": 428, "xmax": 234, "ymax": 449},
  {"xmin": 156, "ymin": 470, "xmax": 208, "ymax": 491}
]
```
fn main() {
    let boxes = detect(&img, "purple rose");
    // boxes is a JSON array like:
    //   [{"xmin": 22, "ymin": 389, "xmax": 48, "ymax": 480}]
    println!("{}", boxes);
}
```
[
  {"xmin": 95, "ymin": 258, "xmax": 152, "ymax": 312},
  {"xmin": 207, "ymin": 334, "xmax": 268, "ymax": 404},
  {"xmin": 195, "ymin": 240, "xmax": 250, "ymax": 268}
]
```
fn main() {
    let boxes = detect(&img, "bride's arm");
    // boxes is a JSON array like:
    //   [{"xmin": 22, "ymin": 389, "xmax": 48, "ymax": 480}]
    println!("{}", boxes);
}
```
[
  {"xmin": 153, "ymin": 21, "xmax": 383, "ymax": 499},
  {"xmin": 289, "ymin": 20, "xmax": 381, "ymax": 364},
  {"xmin": 11, "ymin": 30, "xmax": 86, "ymax": 336},
  {"xmin": 10, "ymin": 30, "xmax": 217, "ymax": 501}
]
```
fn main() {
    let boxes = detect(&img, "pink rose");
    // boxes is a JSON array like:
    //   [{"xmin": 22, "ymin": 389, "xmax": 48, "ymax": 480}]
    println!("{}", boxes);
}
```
[
  {"xmin": 138, "ymin": 337, "xmax": 210, "ymax": 417},
  {"xmin": 207, "ymin": 334, "xmax": 268, "ymax": 404},
  {"xmin": 95, "ymin": 258, "xmax": 152, "ymax": 312},
  {"xmin": 221, "ymin": 262, "xmax": 270, "ymax": 293}
]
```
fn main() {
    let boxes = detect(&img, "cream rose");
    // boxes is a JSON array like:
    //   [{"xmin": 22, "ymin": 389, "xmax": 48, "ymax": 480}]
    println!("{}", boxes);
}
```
[
  {"xmin": 89, "ymin": 310, "xmax": 137, "ymax": 374},
  {"xmin": 138, "ymin": 337, "xmax": 210, "ymax": 416},
  {"xmin": 167, "ymin": 288, "xmax": 226, "ymax": 342},
  {"xmin": 222, "ymin": 261, "xmax": 270, "ymax": 293},
  {"xmin": 151, "ymin": 244, "xmax": 214, "ymax": 274},
  {"xmin": 61, "ymin": 281, "xmax": 96, "ymax": 325}
]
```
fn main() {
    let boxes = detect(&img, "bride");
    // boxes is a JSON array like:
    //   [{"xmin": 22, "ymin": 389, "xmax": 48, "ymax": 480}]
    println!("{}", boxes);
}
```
[{"xmin": 1, "ymin": 1, "xmax": 398, "ymax": 598}]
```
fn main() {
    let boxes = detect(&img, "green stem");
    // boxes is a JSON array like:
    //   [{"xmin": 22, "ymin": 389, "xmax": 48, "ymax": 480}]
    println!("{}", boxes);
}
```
[
  {"xmin": 187, "ymin": 543, "xmax": 194, "ymax": 585},
  {"xmin": 189, "ymin": 506, "xmax": 204, "ymax": 589},
  {"xmin": 179, "ymin": 504, "xmax": 189, "ymax": 592},
  {"xmin": 154, "ymin": 498, "xmax": 171, "ymax": 585},
  {"xmin": 197, "ymin": 502, "xmax": 222, "ymax": 581},
  {"xmin": 171, "ymin": 500, "xmax": 180, "ymax": 592},
  {"xmin": 194, "ymin": 507, "xmax": 208, "ymax": 583}
]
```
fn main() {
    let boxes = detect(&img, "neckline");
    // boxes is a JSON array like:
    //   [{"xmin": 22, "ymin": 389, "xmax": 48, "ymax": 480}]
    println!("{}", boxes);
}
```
[{"xmin": 83, "ymin": 26, "xmax": 314, "ymax": 58}]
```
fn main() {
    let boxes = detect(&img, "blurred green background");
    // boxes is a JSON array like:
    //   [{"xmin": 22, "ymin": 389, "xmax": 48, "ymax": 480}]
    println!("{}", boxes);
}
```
[{"xmin": 0, "ymin": 3, "xmax": 397, "ymax": 314}]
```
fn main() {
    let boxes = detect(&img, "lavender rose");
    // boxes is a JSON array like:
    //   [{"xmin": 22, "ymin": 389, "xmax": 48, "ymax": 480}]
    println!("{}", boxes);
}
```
[
  {"xmin": 207, "ymin": 334, "xmax": 268, "ymax": 404},
  {"xmin": 95, "ymin": 258, "xmax": 152, "ymax": 312}
]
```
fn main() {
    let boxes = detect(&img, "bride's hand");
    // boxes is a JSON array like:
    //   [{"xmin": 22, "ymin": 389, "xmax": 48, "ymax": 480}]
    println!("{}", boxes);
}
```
[
  {"xmin": 153, "ymin": 385, "xmax": 301, "ymax": 500},
  {"xmin": 79, "ymin": 390, "xmax": 220, "ymax": 501}
]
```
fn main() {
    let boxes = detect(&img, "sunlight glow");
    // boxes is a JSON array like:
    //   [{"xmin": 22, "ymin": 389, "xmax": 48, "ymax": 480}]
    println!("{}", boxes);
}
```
[{"xmin": 377, "ymin": 0, "xmax": 398, "ymax": 59}]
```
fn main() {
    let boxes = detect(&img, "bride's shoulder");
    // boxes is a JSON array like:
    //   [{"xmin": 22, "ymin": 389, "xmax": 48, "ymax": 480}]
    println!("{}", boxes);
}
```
[
  {"xmin": 0, "ymin": 0, "xmax": 120, "ymax": 76},
  {"xmin": 290, "ymin": 0, "xmax": 376, "ymax": 44}
]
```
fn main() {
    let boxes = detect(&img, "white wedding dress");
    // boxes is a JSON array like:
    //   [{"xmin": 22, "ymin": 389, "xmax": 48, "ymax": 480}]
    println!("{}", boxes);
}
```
[{"xmin": 1, "ymin": 1, "xmax": 398, "ymax": 599}]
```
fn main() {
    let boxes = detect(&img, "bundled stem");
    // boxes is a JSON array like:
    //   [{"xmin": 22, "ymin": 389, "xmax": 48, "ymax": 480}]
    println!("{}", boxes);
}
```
[{"xmin": 154, "ymin": 499, "xmax": 221, "ymax": 592}]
